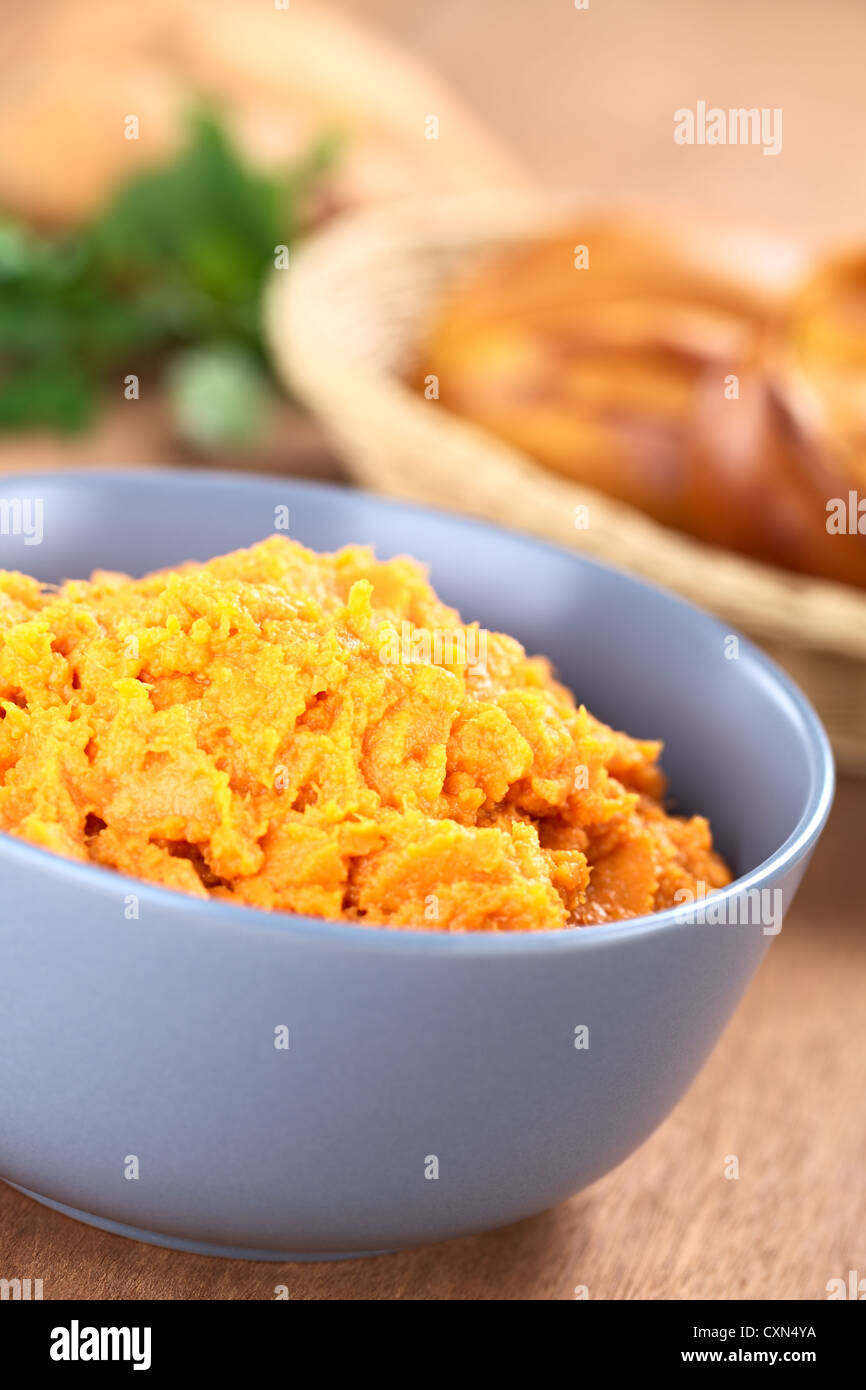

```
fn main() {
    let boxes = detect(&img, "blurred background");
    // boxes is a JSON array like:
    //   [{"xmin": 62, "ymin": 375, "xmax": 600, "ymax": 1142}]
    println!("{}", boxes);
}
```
[
  {"xmin": 1, "ymin": 0, "xmax": 865, "ymax": 759},
  {"xmin": 347, "ymin": 0, "xmax": 866, "ymax": 244}
]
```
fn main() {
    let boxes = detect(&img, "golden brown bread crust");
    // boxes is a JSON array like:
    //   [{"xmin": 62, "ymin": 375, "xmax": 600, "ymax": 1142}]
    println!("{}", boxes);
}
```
[{"xmin": 417, "ymin": 223, "xmax": 866, "ymax": 589}]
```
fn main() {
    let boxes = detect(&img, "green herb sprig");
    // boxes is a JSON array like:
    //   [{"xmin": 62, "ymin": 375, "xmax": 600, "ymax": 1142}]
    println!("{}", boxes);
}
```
[{"xmin": 0, "ymin": 111, "xmax": 340, "ymax": 446}]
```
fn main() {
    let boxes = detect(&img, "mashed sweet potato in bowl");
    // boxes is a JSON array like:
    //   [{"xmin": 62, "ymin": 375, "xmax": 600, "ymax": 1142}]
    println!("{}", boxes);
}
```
[
  {"xmin": 0, "ymin": 531, "xmax": 731, "ymax": 933},
  {"xmin": 0, "ymin": 472, "xmax": 833, "ymax": 1258}
]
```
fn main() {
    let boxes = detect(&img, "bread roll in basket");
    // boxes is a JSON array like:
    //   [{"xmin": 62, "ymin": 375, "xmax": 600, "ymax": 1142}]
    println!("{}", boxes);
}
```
[{"xmin": 267, "ymin": 189, "xmax": 866, "ymax": 771}]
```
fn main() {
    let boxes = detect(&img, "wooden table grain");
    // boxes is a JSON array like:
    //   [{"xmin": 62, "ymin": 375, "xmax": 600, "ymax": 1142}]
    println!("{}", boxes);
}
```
[{"xmin": 2, "ymin": 776, "xmax": 862, "ymax": 1301}]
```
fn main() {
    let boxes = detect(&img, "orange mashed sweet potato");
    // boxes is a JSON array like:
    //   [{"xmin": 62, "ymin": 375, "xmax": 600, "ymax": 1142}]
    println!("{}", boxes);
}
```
[{"xmin": 0, "ymin": 537, "xmax": 731, "ymax": 930}]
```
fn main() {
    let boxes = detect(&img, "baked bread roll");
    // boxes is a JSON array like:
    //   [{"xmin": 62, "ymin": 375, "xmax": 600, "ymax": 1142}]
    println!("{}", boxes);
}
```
[{"xmin": 418, "ymin": 222, "xmax": 866, "ymax": 589}]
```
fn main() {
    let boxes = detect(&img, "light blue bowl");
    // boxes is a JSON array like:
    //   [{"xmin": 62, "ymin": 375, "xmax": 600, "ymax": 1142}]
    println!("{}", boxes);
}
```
[{"xmin": 0, "ymin": 470, "xmax": 834, "ymax": 1258}]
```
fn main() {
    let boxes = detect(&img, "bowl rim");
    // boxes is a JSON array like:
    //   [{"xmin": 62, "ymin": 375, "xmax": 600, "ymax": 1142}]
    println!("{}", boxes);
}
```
[{"xmin": 0, "ymin": 467, "xmax": 836, "ymax": 958}]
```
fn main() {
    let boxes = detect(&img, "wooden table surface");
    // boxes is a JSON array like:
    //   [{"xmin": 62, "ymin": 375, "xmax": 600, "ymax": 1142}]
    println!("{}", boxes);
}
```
[{"xmin": 2, "ymin": 775, "xmax": 862, "ymax": 1301}]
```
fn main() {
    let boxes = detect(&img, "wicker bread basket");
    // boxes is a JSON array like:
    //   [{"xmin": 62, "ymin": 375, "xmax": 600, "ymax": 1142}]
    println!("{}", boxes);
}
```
[{"xmin": 266, "ymin": 189, "xmax": 866, "ymax": 772}]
